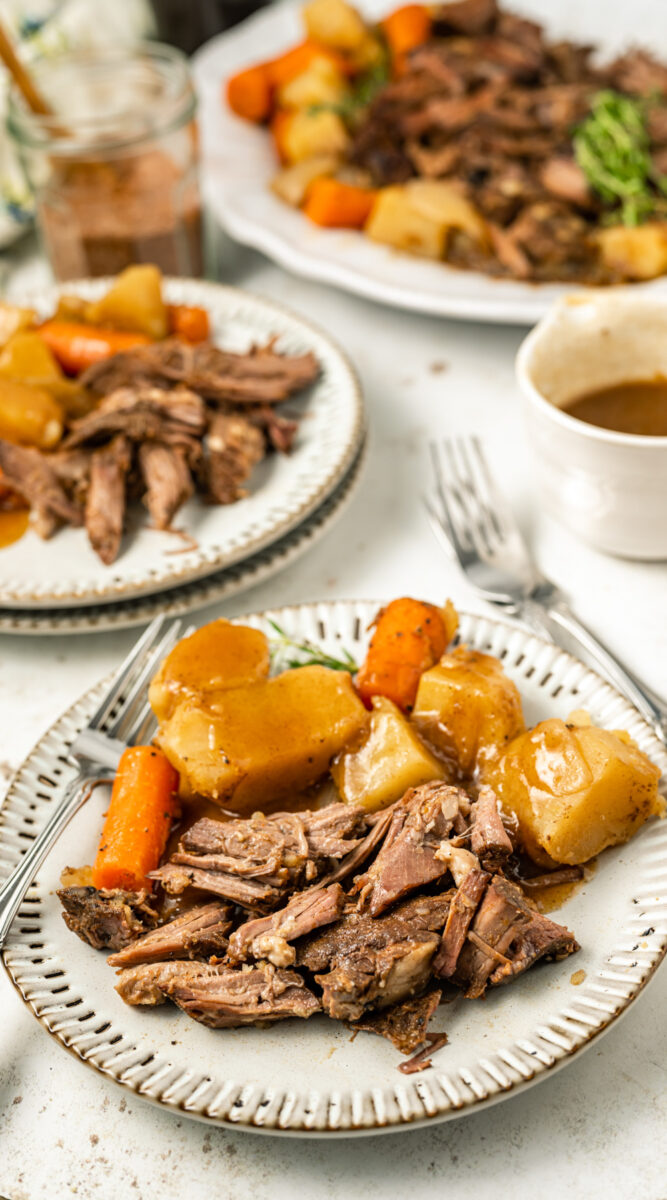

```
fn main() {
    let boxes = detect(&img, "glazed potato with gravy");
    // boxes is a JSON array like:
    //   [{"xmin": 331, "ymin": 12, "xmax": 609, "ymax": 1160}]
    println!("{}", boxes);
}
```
[
  {"xmin": 156, "ymin": 665, "xmax": 369, "ymax": 811},
  {"xmin": 332, "ymin": 695, "xmax": 447, "ymax": 811},
  {"xmin": 413, "ymin": 646, "xmax": 525, "ymax": 775},
  {"xmin": 149, "ymin": 619, "xmax": 270, "ymax": 724},
  {"xmin": 484, "ymin": 717, "xmax": 664, "ymax": 865}
]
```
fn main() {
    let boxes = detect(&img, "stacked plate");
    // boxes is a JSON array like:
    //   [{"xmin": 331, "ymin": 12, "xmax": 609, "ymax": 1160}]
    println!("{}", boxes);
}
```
[{"xmin": 0, "ymin": 278, "xmax": 366, "ymax": 634}]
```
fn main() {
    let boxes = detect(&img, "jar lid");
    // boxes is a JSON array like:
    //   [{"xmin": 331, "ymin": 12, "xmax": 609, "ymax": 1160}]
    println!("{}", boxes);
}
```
[{"xmin": 8, "ymin": 41, "xmax": 197, "ymax": 155}]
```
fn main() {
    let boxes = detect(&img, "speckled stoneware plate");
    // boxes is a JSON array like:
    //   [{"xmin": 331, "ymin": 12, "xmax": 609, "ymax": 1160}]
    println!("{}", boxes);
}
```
[
  {"xmin": 193, "ymin": 0, "xmax": 667, "ymax": 326},
  {"xmin": 0, "ymin": 437, "xmax": 366, "ymax": 635},
  {"xmin": 2, "ymin": 603, "xmax": 667, "ymax": 1136},
  {"xmin": 0, "ymin": 279, "xmax": 364, "ymax": 609}
]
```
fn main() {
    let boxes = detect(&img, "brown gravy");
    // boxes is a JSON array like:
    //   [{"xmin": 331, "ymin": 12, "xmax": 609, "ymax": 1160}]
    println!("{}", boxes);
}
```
[
  {"xmin": 0, "ymin": 506, "xmax": 29, "ymax": 549},
  {"xmin": 563, "ymin": 378, "xmax": 667, "ymax": 436}
]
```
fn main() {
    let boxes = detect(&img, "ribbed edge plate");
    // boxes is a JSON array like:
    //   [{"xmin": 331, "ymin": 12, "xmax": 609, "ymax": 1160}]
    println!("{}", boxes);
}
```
[
  {"xmin": 2, "ymin": 603, "xmax": 666, "ymax": 1135},
  {"xmin": 0, "ymin": 279, "xmax": 364, "ymax": 608}
]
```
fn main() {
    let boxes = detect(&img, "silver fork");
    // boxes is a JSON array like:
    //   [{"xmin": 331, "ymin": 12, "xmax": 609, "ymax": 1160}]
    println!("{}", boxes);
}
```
[
  {"xmin": 0, "ymin": 613, "xmax": 183, "ymax": 947},
  {"xmin": 426, "ymin": 435, "xmax": 667, "ymax": 746}
]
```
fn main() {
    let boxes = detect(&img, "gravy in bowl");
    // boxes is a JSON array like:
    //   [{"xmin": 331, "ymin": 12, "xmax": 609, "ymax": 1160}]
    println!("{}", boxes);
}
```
[{"xmin": 563, "ymin": 378, "xmax": 667, "ymax": 437}]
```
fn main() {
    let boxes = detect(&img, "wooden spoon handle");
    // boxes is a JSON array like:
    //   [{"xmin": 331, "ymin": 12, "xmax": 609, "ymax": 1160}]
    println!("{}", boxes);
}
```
[{"xmin": 0, "ymin": 18, "xmax": 52, "ymax": 116}]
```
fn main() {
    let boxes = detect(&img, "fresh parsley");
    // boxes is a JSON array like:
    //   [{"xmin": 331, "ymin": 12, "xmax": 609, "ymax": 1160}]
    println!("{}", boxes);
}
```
[{"xmin": 573, "ymin": 89, "xmax": 667, "ymax": 226}]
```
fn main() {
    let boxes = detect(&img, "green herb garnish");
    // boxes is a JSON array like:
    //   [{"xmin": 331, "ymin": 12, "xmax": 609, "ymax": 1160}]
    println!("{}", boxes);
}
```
[
  {"xmin": 573, "ymin": 89, "xmax": 667, "ymax": 226},
  {"xmin": 267, "ymin": 618, "xmax": 359, "ymax": 673},
  {"xmin": 310, "ymin": 54, "xmax": 390, "ymax": 124}
]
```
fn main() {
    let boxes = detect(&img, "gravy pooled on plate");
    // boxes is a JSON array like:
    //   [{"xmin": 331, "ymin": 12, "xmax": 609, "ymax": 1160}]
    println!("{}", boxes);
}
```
[{"xmin": 563, "ymin": 378, "xmax": 667, "ymax": 436}]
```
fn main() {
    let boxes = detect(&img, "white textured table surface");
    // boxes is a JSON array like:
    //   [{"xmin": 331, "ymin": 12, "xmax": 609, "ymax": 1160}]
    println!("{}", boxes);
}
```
[{"xmin": 1, "ymin": 237, "xmax": 666, "ymax": 1200}]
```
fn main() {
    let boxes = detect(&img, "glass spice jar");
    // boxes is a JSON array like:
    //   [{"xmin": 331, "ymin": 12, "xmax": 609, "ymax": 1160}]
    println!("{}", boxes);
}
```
[{"xmin": 8, "ymin": 42, "xmax": 203, "ymax": 280}]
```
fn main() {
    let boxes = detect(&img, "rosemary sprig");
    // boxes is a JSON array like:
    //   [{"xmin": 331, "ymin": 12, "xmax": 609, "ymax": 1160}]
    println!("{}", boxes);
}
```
[
  {"xmin": 267, "ymin": 618, "xmax": 359, "ymax": 673},
  {"xmin": 573, "ymin": 89, "xmax": 667, "ymax": 226}
]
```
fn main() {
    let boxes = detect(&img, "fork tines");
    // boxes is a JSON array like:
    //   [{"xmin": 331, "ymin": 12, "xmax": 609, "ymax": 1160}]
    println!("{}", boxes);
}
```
[
  {"xmin": 428, "ymin": 435, "xmax": 513, "ymax": 561},
  {"xmin": 87, "ymin": 614, "xmax": 182, "ymax": 742}
]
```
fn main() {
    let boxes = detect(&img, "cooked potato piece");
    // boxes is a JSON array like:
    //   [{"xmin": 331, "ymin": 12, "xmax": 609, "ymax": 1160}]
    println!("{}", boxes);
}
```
[
  {"xmin": 149, "ymin": 619, "xmax": 271, "ymax": 724},
  {"xmin": 483, "ymin": 717, "xmax": 664, "ymax": 865},
  {"xmin": 0, "ymin": 302, "xmax": 36, "ymax": 349},
  {"xmin": 597, "ymin": 223, "xmax": 667, "ymax": 280},
  {"xmin": 365, "ymin": 187, "xmax": 446, "ymax": 258},
  {"xmin": 271, "ymin": 155, "xmax": 340, "ymax": 206},
  {"xmin": 278, "ymin": 55, "xmax": 347, "ymax": 109},
  {"xmin": 0, "ymin": 330, "xmax": 89, "ymax": 417},
  {"xmin": 0, "ymin": 378, "xmax": 63, "ymax": 449},
  {"xmin": 332, "ymin": 695, "xmax": 446, "ymax": 811},
  {"xmin": 282, "ymin": 109, "xmax": 349, "ymax": 163},
  {"xmin": 86, "ymin": 264, "xmax": 168, "ymax": 339},
  {"xmin": 157, "ymin": 665, "xmax": 369, "ymax": 810},
  {"xmin": 413, "ymin": 647, "xmax": 525, "ymax": 774},
  {"xmin": 405, "ymin": 180, "xmax": 489, "ymax": 248},
  {"xmin": 303, "ymin": 0, "xmax": 368, "ymax": 51}
]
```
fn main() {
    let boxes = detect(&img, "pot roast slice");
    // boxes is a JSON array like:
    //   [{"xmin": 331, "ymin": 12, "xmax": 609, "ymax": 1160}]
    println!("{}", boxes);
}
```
[
  {"xmin": 107, "ymin": 901, "xmax": 234, "ymax": 968},
  {"xmin": 58, "ymin": 886, "xmax": 159, "ymax": 951},
  {"xmin": 228, "ymin": 883, "xmax": 346, "ymax": 967},
  {"xmin": 354, "ymin": 782, "xmax": 471, "ymax": 916},
  {"xmin": 350, "ymin": 985, "xmax": 444, "ymax": 1054}
]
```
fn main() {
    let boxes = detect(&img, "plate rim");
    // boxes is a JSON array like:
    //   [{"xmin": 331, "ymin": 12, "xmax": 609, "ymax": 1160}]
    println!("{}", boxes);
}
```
[
  {"xmin": 2, "ymin": 601, "xmax": 667, "ymax": 1136},
  {"xmin": 0, "ymin": 278, "xmax": 365, "ymax": 609}
]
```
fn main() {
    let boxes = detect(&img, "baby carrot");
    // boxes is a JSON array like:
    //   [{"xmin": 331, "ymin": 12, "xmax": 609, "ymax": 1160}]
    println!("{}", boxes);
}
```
[
  {"xmin": 92, "ymin": 746, "xmax": 179, "ymax": 892},
  {"xmin": 38, "ymin": 321, "xmax": 151, "ymax": 376},
  {"xmin": 226, "ymin": 63, "xmax": 273, "ymax": 122},
  {"xmin": 381, "ymin": 5, "xmax": 432, "ymax": 73},
  {"xmin": 356, "ymin": 597, "xmax": 458, "ymax": 712},
  {"xmin": 167, "ymin": 304, "xmax": 210, "ymax": 344},
  {"xmin": 303, "ymin": 178, "xmax": 377, "ymax": 228}
]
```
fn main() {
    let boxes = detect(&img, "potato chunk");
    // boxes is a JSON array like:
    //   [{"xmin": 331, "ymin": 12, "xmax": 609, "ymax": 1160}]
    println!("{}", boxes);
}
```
[
  {"xmin": 157, "ymin": 665, "xmax": 369, "ymax": 810},
  {"xmin": 277, "ymin": 55, "xmax": 347, "ymax": 109},
  {"xmin": 483, "ymin": 717, "xmax": 663, "ymax": 865},
  {"xmin": 332, "ymin": 696, "xmax": 446, "ymax": 810},
  {"xmin": 0, "ymin": 377, "xmax": 63, "ymax": 449},
  {"xmin": 149, "ymin": 619, "xmax": 270, "ymax": 724},
  {"xmin": 413, "ymin": 647, "xmax": 525, "ymax": 774},
  {"xmin": 281, "ymin": 109, "xmax": 349, "ymax": 163},
  {"xmin": 302, "ymin": 0, "xmax": 368, "ymax": 51},
  {"xmin": 405, "ymin": 180, "xmax": 489, "ymax": 248},
  {"xmin": 366, "ymin": 187, "xmax": 446, "ymax": 259},
  {"xmin": 597, "ymin": 223, "xmax": 667, "ymax": 280},
  {"xmin": 366, "ymin": 183, "xmax": 488, "ymax": 260},
  {"xmin": 86, "ymin": 264, "xmax": 168, "ymax": 339}
]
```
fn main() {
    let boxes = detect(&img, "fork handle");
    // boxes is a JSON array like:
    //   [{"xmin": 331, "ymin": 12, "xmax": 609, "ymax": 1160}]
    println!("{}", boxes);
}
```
[
  {"xmin": 520, "ymin": 598, "xmax": 667, "ymax": 746},
  {"xmin": 0, "ymin": 772, "xmax": 94, "ymax": 948}
]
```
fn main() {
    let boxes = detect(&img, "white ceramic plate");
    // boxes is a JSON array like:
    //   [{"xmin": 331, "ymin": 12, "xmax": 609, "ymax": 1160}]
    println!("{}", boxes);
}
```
[
  {"xmin": 0, "ymin": 436, "xmax": 366, "ymax": 635},
  {"xmin": 193, "ymin": 0, "xmax": 667, "ymax": 326},
  {"xmin": 0, "ymin": 279, "xmax": 364, "ymax": 608},
  {"xmin": 2, "ymin": 601, "xmax": 666, "ymax": 1135}
]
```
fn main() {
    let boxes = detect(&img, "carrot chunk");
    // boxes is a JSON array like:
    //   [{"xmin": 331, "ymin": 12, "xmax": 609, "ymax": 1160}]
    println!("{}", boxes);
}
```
[
  {"xmin": 226, "ymin": 64, "xmax": 273, "ymax": 123},
  {"xmin": 267, "ymin": 40, "xmax": 350, "ymax": 89},
  {"xmin": 167, "ymin": 304, "xmax": 210, "ymax": 344},
  {"xmin": 38, "ymin": 321, "xmax": 151, "ymax": 376},
  {"xmin": 92, "ymin": 746, "xmax": 179, "ymax": 892},
  {"xmin": 356, "ymin": 597, "xmax": 458, "ymax": 712},
  {"xmin": 303, "ymin": 178, "xmax": 377, "ymax": 227},
  {"xmin": 381, "ymin": 5, "xmax": 432, "ymax": 73}
]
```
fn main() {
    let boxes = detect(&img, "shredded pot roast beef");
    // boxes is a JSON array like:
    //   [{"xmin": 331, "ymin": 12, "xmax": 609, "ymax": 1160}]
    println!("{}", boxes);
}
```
[
  {"xmin": 346, "ymin": 0, "xmax": 667, "ymax": 282},
  {"xmin": 0, "ymin": 336, "xmax": 319, "ymax": 564},
  {"xmin": 60, "ymin": 781, "xmax": 579, "ymax": 1067}
]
